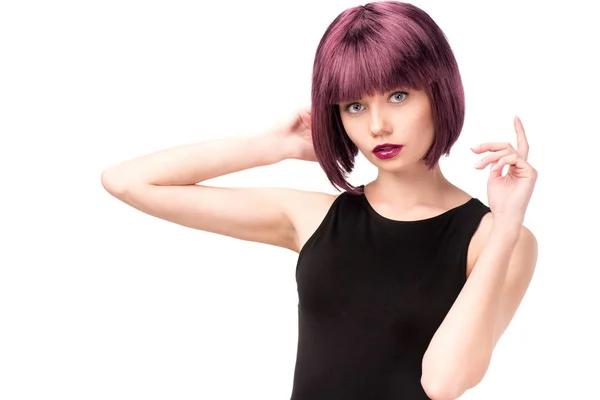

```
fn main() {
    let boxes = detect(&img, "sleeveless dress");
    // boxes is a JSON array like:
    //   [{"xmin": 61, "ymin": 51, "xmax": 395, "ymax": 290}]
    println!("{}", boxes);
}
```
[{"xmin": 290, "ymin": 185, "xmax": 491, "ymax": 399}]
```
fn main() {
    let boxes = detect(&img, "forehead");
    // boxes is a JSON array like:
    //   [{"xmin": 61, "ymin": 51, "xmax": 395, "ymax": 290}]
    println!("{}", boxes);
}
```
[{"xmin": 339, "ymin": 86, "xmax": 406, "ymax": 102}]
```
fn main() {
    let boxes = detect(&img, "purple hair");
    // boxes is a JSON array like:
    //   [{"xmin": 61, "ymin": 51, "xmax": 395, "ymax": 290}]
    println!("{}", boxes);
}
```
[{"xmin": 311, "ymin": 1, "xmax": 465, "ymax": 195}]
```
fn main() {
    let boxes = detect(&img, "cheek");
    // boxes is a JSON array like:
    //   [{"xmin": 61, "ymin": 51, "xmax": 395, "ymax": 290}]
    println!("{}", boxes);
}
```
[
  {"xmin": 408, "ymin": 107, "xmax": 435, "ymax": 141},
  {"xmin": 341, "ymin": 119, "xmax": 364, "ymax": 144}
]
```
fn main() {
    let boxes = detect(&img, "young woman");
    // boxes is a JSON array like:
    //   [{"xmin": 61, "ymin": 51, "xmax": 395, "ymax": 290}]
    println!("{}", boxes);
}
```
[{"xmin": 102, "ymin": 1, "xmax": 538, "ymax": 399}]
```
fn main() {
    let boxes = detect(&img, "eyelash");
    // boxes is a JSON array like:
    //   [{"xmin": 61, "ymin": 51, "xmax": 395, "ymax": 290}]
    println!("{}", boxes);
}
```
[{"xmin": 343, "ymin": 91, "xmax": 409, "ymax": 114}]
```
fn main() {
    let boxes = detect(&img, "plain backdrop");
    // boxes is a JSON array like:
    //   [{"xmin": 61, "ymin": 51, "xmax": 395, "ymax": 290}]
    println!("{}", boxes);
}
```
[{"xmin": 1, "ymin": 0, "xmax": 599, "ymax": 399}]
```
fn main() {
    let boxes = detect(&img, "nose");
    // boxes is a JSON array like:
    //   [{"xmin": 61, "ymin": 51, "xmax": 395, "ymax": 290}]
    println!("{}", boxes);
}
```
[{"xmin": 369, "ymin": 106, "xmax": 391, "ymax": 138}]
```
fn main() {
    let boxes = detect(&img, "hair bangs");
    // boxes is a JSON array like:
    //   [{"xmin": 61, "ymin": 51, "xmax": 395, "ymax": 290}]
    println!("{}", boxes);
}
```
[{"xmin": 325, "ymin": 28, "xmax": 430, "ymax": 105}]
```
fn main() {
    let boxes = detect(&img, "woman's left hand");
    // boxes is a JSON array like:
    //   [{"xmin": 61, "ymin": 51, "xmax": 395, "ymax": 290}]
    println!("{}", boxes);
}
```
[{"xmin": 471, "ymin": 116, "xmax": 538, "ymax": 224}]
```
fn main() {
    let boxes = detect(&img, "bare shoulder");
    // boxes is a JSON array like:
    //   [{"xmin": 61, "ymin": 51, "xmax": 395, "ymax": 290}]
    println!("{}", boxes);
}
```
[
  {"xmin": 466, "ymin": 212, "xmax": 537, "ymax": 277},
  {"xmin": 281, "ymin": 188, "xmax": 339, "ymax": 253}
]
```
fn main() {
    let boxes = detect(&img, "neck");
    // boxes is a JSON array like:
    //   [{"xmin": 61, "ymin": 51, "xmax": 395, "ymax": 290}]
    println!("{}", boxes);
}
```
[{"xmin": 367, "ymin": 162, "xmax": 453, "ymax": 206}]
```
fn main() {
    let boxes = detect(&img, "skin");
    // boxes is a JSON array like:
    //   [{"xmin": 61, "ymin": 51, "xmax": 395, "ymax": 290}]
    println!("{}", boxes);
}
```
[
  {"xmin": 330, "ymin": 88, "xmax": 538, "ymax": 399},
  {"xmin": 290, "ymin": 88, "xmax": 539, "ymax": 399},
  {"xmin": 293, "ymin": 88, "xmax": 487, "ymax": 278},
  {"xmin": 102, "ymin": 85, "xmax": 538, "ymax": 400},
  {"xmin": 338, "ymin": 87, "xmax": 472, "ymax": 222}
]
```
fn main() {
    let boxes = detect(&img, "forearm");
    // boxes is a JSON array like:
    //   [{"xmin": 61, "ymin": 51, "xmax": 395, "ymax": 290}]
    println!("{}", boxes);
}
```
[
  {"xmin": 422, "ymin": 218, "xmax": 521, "ymax": 396},
  {"xmin": 102, "ymin": 128, "xmax": 291, "ymax": 188}
]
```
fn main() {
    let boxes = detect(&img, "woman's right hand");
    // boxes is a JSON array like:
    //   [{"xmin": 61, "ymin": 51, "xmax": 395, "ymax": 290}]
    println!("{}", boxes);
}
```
[{"xmin": 270, "ymin": 106, "xmax": 318, "ymax": 162}]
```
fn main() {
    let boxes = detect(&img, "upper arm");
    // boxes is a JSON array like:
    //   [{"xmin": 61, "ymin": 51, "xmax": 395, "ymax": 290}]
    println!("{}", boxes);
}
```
[{"xmin": 102, "ymin": 179, "xmax": 306, "ymax": 251}]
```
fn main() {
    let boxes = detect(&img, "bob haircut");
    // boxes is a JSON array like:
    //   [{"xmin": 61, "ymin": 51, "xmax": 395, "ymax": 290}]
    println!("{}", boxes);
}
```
[{"xmin": 311, "ymin": 1, "xmax": 465, "ymax": 195}]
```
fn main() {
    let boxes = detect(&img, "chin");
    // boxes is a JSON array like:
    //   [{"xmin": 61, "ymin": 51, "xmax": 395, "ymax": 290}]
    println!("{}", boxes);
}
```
[
  {"xmin": 373, "ymin": 157, "xmax": 425, "ymax": 173},
  {"xmin": 371, "ymin": 156, "xmax": 407, "ymax": 169}
]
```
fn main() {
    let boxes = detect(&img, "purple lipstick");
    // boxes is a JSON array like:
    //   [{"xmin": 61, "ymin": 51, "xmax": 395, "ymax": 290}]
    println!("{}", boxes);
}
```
[{"xmin": 372, "ymin": 143, "xmax": 403, "ymax": 160}]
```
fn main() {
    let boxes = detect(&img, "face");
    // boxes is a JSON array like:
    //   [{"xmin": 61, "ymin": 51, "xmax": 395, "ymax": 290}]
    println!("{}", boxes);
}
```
[{"xmin": 337, "ymin": 88, "xmax": 435, "ymax": 170}]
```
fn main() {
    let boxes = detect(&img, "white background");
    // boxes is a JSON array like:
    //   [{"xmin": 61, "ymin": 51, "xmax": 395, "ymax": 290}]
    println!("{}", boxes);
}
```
[{"xmin": 1, "ymin": 0, "xmax": 598, "ymax": 398}]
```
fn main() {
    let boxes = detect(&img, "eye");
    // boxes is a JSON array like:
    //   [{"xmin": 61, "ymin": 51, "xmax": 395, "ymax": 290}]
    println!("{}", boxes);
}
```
[
  {"xmin": 345, "ymin": 103, "xmax": 364, "ymax": 114},
  {"xmin": 343, "ymin": 91, "xmax": 409, "ymax": 114},
  {"xmin": 391, "ymin": 91, "xmax": 408, "ymax": 103}
]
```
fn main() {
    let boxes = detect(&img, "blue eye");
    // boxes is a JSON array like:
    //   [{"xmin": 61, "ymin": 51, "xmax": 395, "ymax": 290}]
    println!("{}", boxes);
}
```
[
  {"xmin": 391, "ymin": 92, "xmax": 408, "ymax": 102},
  {"xmin": 344, "ymin": 91, "xmax": 408, "ymax": 114},
  {"xmin": 346, "ymin": 103, "xmax": 363, "ymax": 113}
]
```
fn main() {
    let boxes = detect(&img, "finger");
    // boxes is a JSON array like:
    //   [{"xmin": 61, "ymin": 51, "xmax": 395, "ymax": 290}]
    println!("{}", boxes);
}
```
[
  {"xmin": 475, "ymin": 149, "xmax": 513, "ymax": 169},
  {"xmin": 489, "ymin": 161, "xmax": 502, "ymax": 179},
  {"xmin": 471, "ymin": 142, "xmax": 516, "ymax": 154},
  {"xmin": 490, "ymin": 154, "xmax": 518, "ymax": 179},
  {"xmin": 514, "ymin": 115, "xmax": 529, "ymax": 160},
  {"xmin": 491, "ymin": 153, "xmax": 528, "ymax": 176}
]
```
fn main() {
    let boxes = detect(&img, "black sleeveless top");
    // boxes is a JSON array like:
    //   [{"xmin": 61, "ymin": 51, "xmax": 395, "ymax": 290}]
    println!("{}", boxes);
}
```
[{"xmin": 290, "ymin": 185, "xmax": 491, "ymax": 399}]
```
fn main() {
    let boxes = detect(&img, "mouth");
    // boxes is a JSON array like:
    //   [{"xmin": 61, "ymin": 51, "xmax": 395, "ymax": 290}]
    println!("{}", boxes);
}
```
[
  {"xmin": 372, "ymin": 143, "xmax": 403, "ymax": 160},
  {"xmin": 373, "ymin": 143, "xmax": 402, "ymax": 152}
]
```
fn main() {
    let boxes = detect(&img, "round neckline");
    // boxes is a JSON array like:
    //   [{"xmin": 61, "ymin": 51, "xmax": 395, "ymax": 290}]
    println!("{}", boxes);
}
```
[{"xmin": 359, "ymin": 184, "xmax": 477, "ymax": 225}]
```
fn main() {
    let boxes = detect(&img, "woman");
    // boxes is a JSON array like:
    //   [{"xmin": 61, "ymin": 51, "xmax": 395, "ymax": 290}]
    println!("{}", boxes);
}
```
[{"xmin": 101, "ymin": 1, "xmax": 538, "ymax": 399}]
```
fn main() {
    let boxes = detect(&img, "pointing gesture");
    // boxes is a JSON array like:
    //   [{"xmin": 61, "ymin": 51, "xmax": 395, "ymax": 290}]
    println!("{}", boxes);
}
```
[{"xmin": 471, "ymin": 116, "xmax": 538, "ymax": 222}]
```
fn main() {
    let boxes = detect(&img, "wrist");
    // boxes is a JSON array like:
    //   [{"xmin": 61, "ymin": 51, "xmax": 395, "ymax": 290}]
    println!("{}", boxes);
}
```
[
  {"xmin": 251, "ymin": 128, "xmax": 294, "ymax": 164},
  {"xmin": 265, "ymin": 127, "xmax": 300, "ymax": 161}
]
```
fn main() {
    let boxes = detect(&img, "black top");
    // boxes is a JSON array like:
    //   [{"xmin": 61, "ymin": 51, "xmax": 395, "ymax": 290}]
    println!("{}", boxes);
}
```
[{"xmin": 290, "ymin": 185, "xmax": 491, "ymax": 399}]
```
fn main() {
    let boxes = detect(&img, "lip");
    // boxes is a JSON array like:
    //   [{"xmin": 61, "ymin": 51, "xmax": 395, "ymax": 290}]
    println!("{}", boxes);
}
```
[
  {"xmin": 372, "ymin": 143, "xmax": 403, "ymax": 160},
  {"xmin": 372, "ymin": 143, "xmax": 403, "ymax": 152}
]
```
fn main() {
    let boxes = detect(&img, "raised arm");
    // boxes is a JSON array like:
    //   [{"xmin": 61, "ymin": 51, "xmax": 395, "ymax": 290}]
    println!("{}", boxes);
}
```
[{"xmin": 100, "ymin": 108, "xmax": 318, "ymax": 251}]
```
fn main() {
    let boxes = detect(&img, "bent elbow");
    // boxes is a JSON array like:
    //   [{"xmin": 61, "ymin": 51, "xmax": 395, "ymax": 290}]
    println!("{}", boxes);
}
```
[{"xmin": 422, "ymin": 379, "xmax": 464, "ymax": 400}]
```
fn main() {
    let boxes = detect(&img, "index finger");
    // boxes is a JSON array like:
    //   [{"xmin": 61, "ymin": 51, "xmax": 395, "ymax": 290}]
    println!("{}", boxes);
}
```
[{"xmin": 514, "ymin": 115, "xmax": 529, "ymax": 160}]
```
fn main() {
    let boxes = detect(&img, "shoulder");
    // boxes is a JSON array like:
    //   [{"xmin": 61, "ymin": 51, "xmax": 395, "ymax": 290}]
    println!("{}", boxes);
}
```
[
  {"xmin": 467, "ymin": 212, "xmax": 537, "ymax": 277},
  {"xmin": 470, "ymin": 212, "xmax": 537, "ymax": 250},
  {"xmin": 279, "ymin": 188, "xmax": 340, "ymax": 253},
  {"xmin": 280, "ymin": 188, "xmax": 339, "ymax": 214}
]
